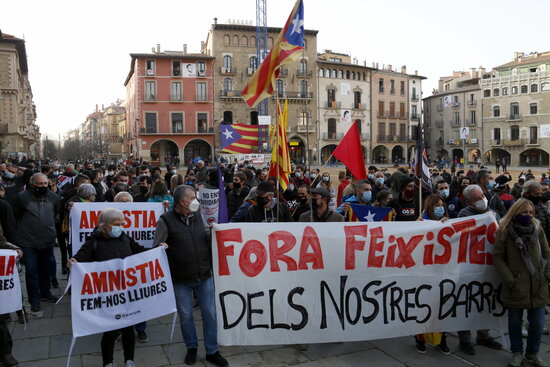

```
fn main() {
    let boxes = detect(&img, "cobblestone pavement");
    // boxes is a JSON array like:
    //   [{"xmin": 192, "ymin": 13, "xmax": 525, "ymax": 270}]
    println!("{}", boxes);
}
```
[{"xmin": 6, "ymin": 243, "xmax": 550, "ymax": 367}]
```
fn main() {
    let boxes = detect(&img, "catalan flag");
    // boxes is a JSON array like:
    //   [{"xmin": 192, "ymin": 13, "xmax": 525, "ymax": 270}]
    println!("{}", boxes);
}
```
[
  {"xmin": 220, "ymin": 123, "xmax": 259, "ymax": 154},
  {"xmin": 268, "ymin": 100, "xmax": 291, "ymax": 190},
  {"xmin": 241, "ymin": 0, "xmax": 304, "ymax": 107},
  {"xmin": 350, "ymin": 204, "xmax": 394, "ymax": 222}
]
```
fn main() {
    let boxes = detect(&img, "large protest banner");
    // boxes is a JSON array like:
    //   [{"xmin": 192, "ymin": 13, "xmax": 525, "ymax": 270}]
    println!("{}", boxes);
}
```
[
  {"xmin": 0, "ymin": 250, "xmax": 22, "ymax": 314},
  {"xmin": 212, "ymin": 212, "xmax": 506, "ymax": 345},
  {"xmin": 70, "ymin": 202, "xmax": 164, "ymax": 254},
  {"xmin": 69, "ymin": 247, "xmax": 177, "ymax": 337}
]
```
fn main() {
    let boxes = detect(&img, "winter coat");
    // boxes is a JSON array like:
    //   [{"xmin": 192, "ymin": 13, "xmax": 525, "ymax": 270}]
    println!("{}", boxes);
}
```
[
  {"xmin": 12, "ymin": 190, "xmax": 59, "ymax": 248},
  {"xmin": 73, "ymin": 227, "xmax": 146, "ymax": 262}
]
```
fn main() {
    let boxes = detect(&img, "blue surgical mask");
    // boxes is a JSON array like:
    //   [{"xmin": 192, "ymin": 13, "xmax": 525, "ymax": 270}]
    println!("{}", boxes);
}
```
[
  {"xmin": 4, "ymin": 171, "xmax": 15, "ymax": 179},
  {"xmin": 375, "ymin": 177, "xmax": 385, "ymax": 186},
  {"xmin": 322, "ymin": 176, "xmax": 330, "ymax": 182},
  {"xmin": 362, "ymin": 191, "xmax": 372, "ymax": 202},
  {"xmin": 109, "ymin": 225, "xmax": 123, "ymax": 238},
  {"xmin": 368, "ymin": 174, "xmax": 375, "ymax": 180},
  {"xmin": 487, "ymin": 180, "xmax": 496, "ymax": 189},
  {"xmin": 434, "ymin": 206, "xmax": 446, "ymax": 219},
  {"xmin": 310, "ymin": 174, "xmax": 317, "ymax": 179},
  {"xmin": 295, "ymin": 172, "xmax": 302, "ymax": 178},
  {"xmin": 439, "ymin": 189, "xmax": 449, "ymax": 199}
]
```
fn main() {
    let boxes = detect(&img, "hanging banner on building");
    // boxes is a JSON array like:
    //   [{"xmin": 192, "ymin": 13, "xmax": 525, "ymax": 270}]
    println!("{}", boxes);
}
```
[
  {"xmin": 198, "ymin": 187, "xmax": 221, "ymax": 225},
  {"xmin": 183, "ymin": 63, "xmax": 197, "ymax": 77},
  {"xmin": 69, "ymin": 247, "xmax": 176, "ymax": 337},
  {"xmin": 70, "ymin": 202, "xmax": 164, "ymax": 254},
  {"xmin": 212, "ymin": 212, "xmax": 505, "ymax": 346},
  {"xmin": 540, "ymin": 124, "xmax": 550, "ymax": 138},
  {"xmin": 0, "ymin": 250, "xmax": 22, "ymax": 314},
  {"xmin": 460, "ymin": 127, "xmax": 470, "ymax": 139},
  {"xmin": 443, "ymin": 95, "xmax": 452, "ymax": 107}
]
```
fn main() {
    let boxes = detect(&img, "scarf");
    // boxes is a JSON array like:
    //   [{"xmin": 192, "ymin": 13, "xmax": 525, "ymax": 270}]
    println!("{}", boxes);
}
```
[{"xmin": 508, "ymin": 222, "xmax": 546, "ymax": 277}]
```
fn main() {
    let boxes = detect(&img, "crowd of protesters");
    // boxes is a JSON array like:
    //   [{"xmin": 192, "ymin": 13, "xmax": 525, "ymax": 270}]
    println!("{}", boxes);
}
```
[{"xmin": 2, "ymin": 155, "xmax": 550, "ymax": 367}]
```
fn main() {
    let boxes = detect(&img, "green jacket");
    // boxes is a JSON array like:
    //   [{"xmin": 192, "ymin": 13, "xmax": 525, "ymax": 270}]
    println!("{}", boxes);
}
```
[{"xmin": 493, "ymin": 222, "xmax": 550, "ymax": 309}]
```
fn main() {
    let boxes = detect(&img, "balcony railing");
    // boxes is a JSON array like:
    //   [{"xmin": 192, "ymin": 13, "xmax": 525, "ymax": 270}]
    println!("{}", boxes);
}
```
[
  {"xmin": 139, "ymin": 127, "xmax": 214, "ymax": 135},
  {"xmin": 284, "ymin": 91, "xmax": 313, "ymax": 99},
  {"xmin": 196, "ymin": 95, "xmax": 208, "ymax": 103},
  {"xmin": 467, "ymin": 100, "xmax": 477, "ymax": 107},
  {"xmin": 325, "ymin": 101, "xmax": 341, "ymax": 108},
  {"xmin": 297, "ymin": 125, "xmax": 315, "ymax": 133},
  {"xmin": 448, "ymin": 139, "xmax": 462, "ymax": 146},
  {"xmin": 144, "ymin": 94, "xmax": 156, "ymax": 102},
  {"xmin": 491, "ymin": 139, "xmax": 502, "ymax": 146},
  {"xmin": 527, "ymin": 138, "xmax": 539, "ymax": 145},
  {"xmin": 353, "ymin": 103, "xmax": 365, "ymax": 110},
  {"xmin": 466, "ymin": 138, "xmax": 479, "ymax": 146},
  {"xmin": 411, "ymin": 95, "xmax": 419, "ymax": 102},
  {"xmin": 507, "ymin": 114, "xmax": 522, "ymax": 121},
  {"xmin": 377, "ymin": 135, "xmax": 387, "ymax": 142},
  {"xmin": 436, "ymin": 139, "xmax": 444, "ymax": 146},
  {"xmin": 377, "ymin": 111, "xmax": 388, "ymax": 118},
  {"xmin": 322, "ymin": 132, "xmax": 344, "ymax": 140},
  {"xmin": 297, "ymin": 70, "xmax": 313, "ymax": 77},
  {"xmin": 388, "ymin": 111, "xmax": 398, "ymax": 119},
  {"xmin": 450, "ymin": 120, "xmax": 460, "ymax": 127},
  {"xmin": 503, "ymin": 139, "xmax": 525, "ymax": 147},
  {"xmin": 435, "ymin": 120, "xmax": 443, "ymax": 128},
  {"xmin": 170, "ymin": 94, "xmax": 183, "ymax": 102},
  {"xmin": 466, "ymin": 119, "xmax": 476, "ymax": 126},
  {"xmin": 360, "ymin": 133, "xmax": 370, "ymax": 140},
  {"xmin": 220, "ymin": 66, "xmax": 237, "ymax": 75},
  {"xmin": 220, "ymin": 90, "xmax": 242, "ymax": 98},
  {"xmin": 278, "ymin": 68, "xmax": 288, "ymax": 77},
  {"xmin": 451, "ymin": 102, "xmax": 461, "ymax": 108},
  {"xmin": 411, "ymin": 114, "xmax": 420, "ymax": 120}
]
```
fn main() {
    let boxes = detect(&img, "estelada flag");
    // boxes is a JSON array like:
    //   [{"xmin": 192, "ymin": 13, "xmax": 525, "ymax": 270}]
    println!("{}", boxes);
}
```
[
  {"xmin": 241, "ymin": 0, "xmax": 304, "ymax": 107},
  {"xmin": 350, "ymin": 204, "xmax": 394, "ymax": 222},
  {"xmin": 268, "ymin": 100, "xmax": 291, "ymax": 190},
  {"xmin": 332, "ymin": 123, "xmax": 367, "ymax": 180},
  {"xmin": 220, "ymin": 123, "xmax": 259, "ymax": 154}
]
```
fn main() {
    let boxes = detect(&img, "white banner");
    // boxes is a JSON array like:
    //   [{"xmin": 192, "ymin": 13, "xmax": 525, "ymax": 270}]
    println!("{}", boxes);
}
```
[
  {"xmin": 212, "ymin": 213, "xmax": 505, "ymax": 346},
  {"xmin": 69, "ymin": 247, "xmax": 177, "ymax": 337},
  {"xmin": 0, "ymin": 250, "xmax": 22, "ymax": 314},
  {"xmin": 540, "ymin": 124, "xmax": 550, "ymax": 138},
  {"xmin": 198, "ymin": 187, "xmax": 220, "ymax": 225},
  {"xmin": 70, "ymin": 202, "xmax": 164, "ymax": 255}
]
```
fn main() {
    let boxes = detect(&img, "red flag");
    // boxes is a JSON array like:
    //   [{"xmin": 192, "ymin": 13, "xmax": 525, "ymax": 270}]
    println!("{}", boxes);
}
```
[{"xmin": 332, "ymin": 124, "xmax": 367, "ymax": 180}]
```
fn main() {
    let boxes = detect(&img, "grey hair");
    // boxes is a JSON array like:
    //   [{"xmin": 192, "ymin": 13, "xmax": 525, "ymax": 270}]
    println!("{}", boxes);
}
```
[
  {"xmin": 522, "ymin": 180, "xmax": 542, "ymax": 196},
  {"xmin": 98, "ymin": 208, "xmax": 125, "ymax": 227},
  {"xmin": 463, "ymin": 184, "xmax": 483, "ymax": 204},
  {"xmin": 30, "ymin": 173, "xmax": 47, "ymax": 184},
  {"xmin": 78, "ymin": 183, "xmax": 96, "ymax": 199},
  {"xmin": 173, "ymin": 184, "xmax": 195, "ymax": 204},
  {"xmin": 114, "ymin": 191, "xmax": 133, "ymax": 202},
  {"xmin": 66, "ymin": 163, "xmax": 74, "ymax": 170}
]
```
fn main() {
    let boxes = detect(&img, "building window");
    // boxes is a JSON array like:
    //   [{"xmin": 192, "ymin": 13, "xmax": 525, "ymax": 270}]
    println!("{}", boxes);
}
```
[
  {"xmin": 319, "ymin": 68, "xmax": 324, "ymax": 77},
  {"xmin": 378, "ymin": 122, "xmax": 386, "ymax": 137},
  {"xmin": 268, "ymin": 37, "xmax": 274, "ymax": 47},
  {"xmin": 531, "ymin": 84, "xmax": 538, "ymax": 93},
  {"xmin": 502, "ymin": 87, "xmax": 509, "ymax": 95},
  {"xmin": 171, "ymin": 81, "xmax": 182, "ymax": 101},
  {"xmin": 530, "ymin": 126, "xmax": 538, "ymax": 144},
  {"xmin": 354, "ymin": 91, "xmax": 362, "ymax": 109},
  {"xmin": 510, "ymin": 102, "xmax": 520, "ymax": 118},
  {"xmin": 400, "ymin": 103, "xmax": 405, "ymax": 117},
  {"xmin": 197, "ymin": 61, "xmax": 206, "ymax": 76},
  {"xmin": 521, "ymin": 85, "xmax": 528, "ymax": 94},
  {"xmin": 378, "ymin": 101, "xmax": 385, "ymax": 115},
  {"xmin": 223, "ymin": 78, "xmax": 232, "ymax": 92},
  {"xmin": 362, "ymin": 72, "xmax": 366, "ymax": 81},
  {"xmin": 249, "ymin": 56, "xmax": 258, "ymax": 72},
  {"xmin": 232, "ymin": 35, "xmax": 239, "ymax": 46},
  {"xmin": 494, "ymin": 128, "xmax": 501, "ymax": 143},
  {"xmin": 145, "ymin": 81, "xmax": 156, "ymax": 101},
  {"xmin": 411, "ymin": 105, "xmax": 418, "ymax": 118},
  {"xmin": 223, "ymin": 111, "xmax": 233, "ymax": 124},
  {"xmin": 484, "ymin": 89, "xmax": 491, "ymax": 97},
  {"xmin": 249, "ymin": 111, "xmax": 258, "ymax": 125},
  {"xmin": 412, "ymin": 87, "xmax": 417, "ymax": 100},
  {"xmin": 337, "ymin": 70, "xmax": 343, "ymax": 79},
  {"xmin": 493, "ymin": 106, "xmax": 500, "ymax": 117},
  {"xmin": 469, "ymin": 110, "xmax": 476, "ymax": 124},
  {"xmin": 241, "ymin": 36, "xmax": 248, "ymax": 47},
  {"xmin": 145, "ymin": 112, "xmax": 157, "ymax": 133},
  {"xmin": 346, "ymin": 71, "xmax": 350, "ymax": 79},
  {"xmin": 530, "ymin": 103, "xmax": 538, "ymax": 115},
  {"xmin": 327, "ymin": 89, "xmax": 336, "ymax": 105},
  {"xmin": 223, "ymin": 35, "xmax": 230, "ymax": 45},
  {"xmin": 223, "ymin": 55, "xmax": 232, "ymax": 71},
  {"xmin": 378, "ymin": 78, "xmax": 384, "ymax": 93},
  {"xmin": 331, "ymin": 69, "xmax": 337, "ymax": 78},
  {"xmin": 299, "ymin": 59, "xmax": 307, "ymax": 74},
  {"xmin": 390, "ymin": 80, "xmax": 395, "ymax": 94},
  {"xmin": 172, "ymin": 61, "xmax": 181, "ymax": 76},
  {"xmin": 352, "ymin": 71, "xmax": 355, "ymax": 80},
  {"xmin": 196, "ymin": 82, "xmax": 207, "ymax": 101},
  {"xmin": 453, "ymin": 111, "xmax": 460, "ymax": 123},
  {"xmin": 356, "ymin": 119, "xmax": 362, "ymax": 134},
  {"xmin": 511, "ymin": 125, "xmax": 520, "ymax": 141},
  {"xmin": 276, "ymin": 79, "xmax": 284, "ymax": 97},
  {"xmin": 299, "ymin": 111, "xmax": 309, "ymax": 126},
  {"xmin": 511, "ymin": 86, "xmax": 518, "ymax": 95},
  {"xmin": 146, "ymin": 60, "xmax": 155, "ymax": 75},
  {"xmin": 493, "ymin": 88, "xmax": 499, "ymax": 97},
  {"xmin": 327, "ymin": 118, "xmax": 337, "ymax": 138},
  {"xmin": 389, "ymin": 102, "xmax": 395, "ymax": 117},
  {"xmin": 300, "ymin": 80, "xmax": 308, "ymax": 97},
  {"xmin": 389, "ymin": 123, "xmax": 396, "ymax": 136},
  {"xmin": 171, "ymin": 113, "xmax": 184, "ymax": 133},
  {"xmin": 197, "ymin": 113, "xmax": 208, "ymax": 132},
  {"xmin": 400, "ymin": 81, "xmax": 405, "ymax": 95}
]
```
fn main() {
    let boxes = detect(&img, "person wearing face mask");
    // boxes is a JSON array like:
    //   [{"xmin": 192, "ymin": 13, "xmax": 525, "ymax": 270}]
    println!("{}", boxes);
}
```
[
  {"xmin": 318, "ymin": 172, "xmax": 337, "ymax": 210},
  {"xmin": 2, "ymin": 163, "xmax": 32, "ymax": 205},
  {"xmin": 299, "ymin": 187, "xmax": 343, "ymax": 223},
  {"xmin": 292, "ymin": 185, "xmax": 311, "ymax": 222},
  {"xmin": 338, "ymin": 179, "xmax": 373, "ymax": 221},
  {"xmin": 435, "ymin": 180, "xmax": 460, "ymax": 218},
  {"xmin": 522, "ymin": 181, "xmax": 550, "ymax": 243},
  {"xmin": 132, "ymin": 176, "xmax": 152, "ymax": 203},
  {"xmin": 153, "ymin": 185, "xmax": 229, "ymax": 366},
  {"xmin": 476, "ymin": 169, "xmax": 506, "ymax": 219},
  {"xmin": 309, "ymin": 168, "xmax": 321, "ymax": 188},
  {"xmin": 388, "ymin": 176, "xmax": 419, "ymax": 221},
  {"xmin": 371, "ymin": 172, "xmax": 388, "ymax": 200},
  {"xmin": 69, "ymin": 208, "xmax": 165, "ymax": 367},
  {"xmin": 227, "ymin": 172, "xmax": 249, "ymax": 219},
  {"xmin": 12, "ymin": 173, "xmax": 60, "ymax": 317},
  {"xmin": 493, "ymin": 199, "xmax": 550, "ymax": 367},
  {"xmin": 245, "ymin": 181, "xmax": 292, "ymax": 223},
  {"xmin": 291, "ymin": 167, "xmax": 311, "ymax": 189},
  {"xmin": 89, "ymin": 169, "xmax": 106, "ymax": 202}
]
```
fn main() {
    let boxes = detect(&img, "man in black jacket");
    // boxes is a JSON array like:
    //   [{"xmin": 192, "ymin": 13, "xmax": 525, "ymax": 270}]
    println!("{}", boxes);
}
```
[
  {"xmin": 153, "ymin": 185, "xmax": 228, "ymax": 367},
  {"xmin": 226, "ymin": 172, "xmax": 249, "ymax": 218},
  {"xmin": 245, "ymin": 181, "xmax": 293, "ymax": 223}
]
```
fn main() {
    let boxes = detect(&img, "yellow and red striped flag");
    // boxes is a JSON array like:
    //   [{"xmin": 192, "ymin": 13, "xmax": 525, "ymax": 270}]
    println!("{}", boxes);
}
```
[
  {"xmin": 220, "ymin": 123, "xmax": 259, "ymax": 154},
  {"xmin": 241, "ymin": 0, "xmax": 304, "ymax": 107},
  {"xmin": 268, "ymin": 100, "xmax": 291, "ymax": 190}
]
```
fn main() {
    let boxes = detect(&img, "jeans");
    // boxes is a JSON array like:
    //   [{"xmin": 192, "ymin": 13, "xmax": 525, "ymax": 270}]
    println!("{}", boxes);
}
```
[
  {"xmin": 22, "ymin": 247, "xmax": 53, "ymax": 307},
  {"xmin": 458, "ymin": 329, "xmax": 490, "ymax": 343},
  {"xmin": 173, "ymin": 277, "xmax": 218, "ymax": 354},
  {"xmin": 101, "ymin": 326, "xmax": 135, "ymax": 364},
  {"xmin": 508, "ymin": 307, "xmax": 545, "ymax": 354},
  {"xmin": 0, "ymin": 318, "xmax": 12, "ymax": 354},
  {"xmin": 135, "ymin": 321, "xmax": 146, "ymax": 332}
]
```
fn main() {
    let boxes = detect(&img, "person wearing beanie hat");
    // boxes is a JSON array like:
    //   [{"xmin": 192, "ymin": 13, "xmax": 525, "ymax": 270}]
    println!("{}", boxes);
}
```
[
  {"xmin": 494, "ymin": 175, "xmax": 515, "ymax": 211},
  {"xmin": 245, "ymin": 181, "xmax": 292, "ymax": 222},
  {"xmin": 388, "ymin": 175, "xmax": 419, "ymax": 221},
  {"xmin": 299, "ymin": 187, "xmax": 344, "ymax": 223}
]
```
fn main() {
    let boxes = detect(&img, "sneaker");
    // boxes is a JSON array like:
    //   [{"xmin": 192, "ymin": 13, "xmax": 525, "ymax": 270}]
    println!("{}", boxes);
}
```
[
  {"xmin": 509, "ymin": 353, "xmax": 524, "ymax": 367},
  {"xmin": 459, "ymin": 342, "xmax": 475, "ymax": 355},
  {"xmin": 415, "ymin": 340, "xmax": 427, "ymax": 354},
  {"xmin": 62, "ymin": 268, "xmax": 68, "ymax": 275},
  {"xmin": 184, "ymin": 348, "xmax": 197, "ymax": 365},
  {"xmin": 476, "ymin": 337, "xmax": 502, "ymax": 350},
  {"xmin": 525, "ymin": 354, "xmax": 549, "ymax": 367},
  {"xmin": 125, "ymin": 360, "xmax": 136, "ymax": 367},
  {"xmin": 136, "ymin": 330, "xmax": 148, "ymax": 343},
  {"xmin": 1, "ymin": 353, "xmax": 19, "ymax": 367},
  {"xmin": 41, "ymin": 294, "xmax": 58, "ymax": 303},
  {"xmin": 28, "ymin": 306, "xmax": 43, "ymax": 318},
  {"xmin": 205, "ymin": 352, "xmax": 229, "ymax": 367},
  {"xmin": 104, "ymin": 364, "xmax": 114, "ymax": 367},
  {"xmin": 544, "ymin": 327, "xmax": 549, "ymax": 335},
  {"xmin": 438, "ymin": 340, "xmax": 450, "ymax": 355}
]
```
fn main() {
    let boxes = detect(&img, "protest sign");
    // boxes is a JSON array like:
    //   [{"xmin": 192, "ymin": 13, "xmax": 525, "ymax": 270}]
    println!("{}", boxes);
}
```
[
  {"xmin": 69, "ymin": 247, "xmax": 176, "ymax": 337},
  {"xmin": 198, "ymin": 187, "xmax": 220, "ymax": 225},
  {"xmin": 0, "ymin": 250, "xmax": 22, "ymax": 314},
  {"xmin": 212, "ymin": 212, "xmax": 506, "ymax": 346},
  {"xmin": 70, "ymin": 202, "xmax": 164, "ymax": 254}
]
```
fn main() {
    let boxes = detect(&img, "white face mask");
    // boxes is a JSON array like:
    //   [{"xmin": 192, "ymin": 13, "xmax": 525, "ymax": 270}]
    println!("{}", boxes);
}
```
[
  {"xmin": 474, "ymin": 197, "xmax": 488, "ymax": 211},
  {"xmin": 188, "ymin": 199, "xmax": 200, "ymax": 212}
]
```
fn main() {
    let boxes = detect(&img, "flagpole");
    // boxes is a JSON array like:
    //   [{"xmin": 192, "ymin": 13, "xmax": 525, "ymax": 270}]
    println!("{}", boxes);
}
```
[{"xmin": 275, "ymin": 94, "xmax": 281, "ymax": 223}]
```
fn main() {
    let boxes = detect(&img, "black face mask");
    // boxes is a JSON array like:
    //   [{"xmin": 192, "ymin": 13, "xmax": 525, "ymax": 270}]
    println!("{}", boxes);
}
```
[
  {"xmin": 233, "ymin": 182, "xmax": 241, "ymax": 189},
  {"xmin": 256, "ymin": 196, "xmax": 270, "ymax": 207},
  {"xmin": 528, "ymin": 195, "xmax": 541, "ymax": 206},
  {"xmin": 33, "ymin": 186, "xmax": 49, "ymax": 197},
  {"xmin": 311, "ymin": 199, "xmax": 321, "ymax": 212},
  {"xmin": 298, "ymin": 196, "xmax": 308, "ymax": 204},
  {"xmin": 139, "ymin": 186, "xmax": 149, "ymax": 194}
]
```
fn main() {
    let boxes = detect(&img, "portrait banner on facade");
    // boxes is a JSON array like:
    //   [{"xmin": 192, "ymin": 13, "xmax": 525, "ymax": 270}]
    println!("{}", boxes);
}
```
[{"xmin": 212, "ymin": 213, "xmax": 506, "ymax": 346}]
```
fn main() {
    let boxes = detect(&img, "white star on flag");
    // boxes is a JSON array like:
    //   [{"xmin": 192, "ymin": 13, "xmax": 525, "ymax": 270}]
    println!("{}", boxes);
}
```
[
  {"xmin": 290, "ymin": 17, "xmax": 304, "ymax": 35},
  {"xmin": 222, "ymin": 129, "xmax": 234, "ymax": 140},
  {"xmin": 363, "ymin": 210, "xmax": 376, "ymax": 222}
]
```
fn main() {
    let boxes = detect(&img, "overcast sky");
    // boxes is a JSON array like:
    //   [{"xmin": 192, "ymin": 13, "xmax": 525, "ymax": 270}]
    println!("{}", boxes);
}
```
[{"xmin": 2, "ymin": 0, "xmax": 549, "ymax": 140}]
